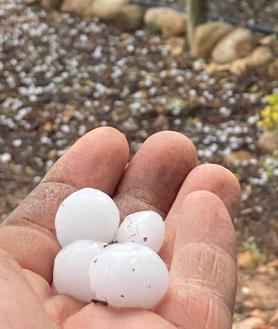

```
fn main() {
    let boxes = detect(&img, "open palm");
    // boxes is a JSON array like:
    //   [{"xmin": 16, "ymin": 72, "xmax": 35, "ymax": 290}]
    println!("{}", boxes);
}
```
[{"xmin": 0, "ymin": 127, "xmax": 240, "ymax": 329}]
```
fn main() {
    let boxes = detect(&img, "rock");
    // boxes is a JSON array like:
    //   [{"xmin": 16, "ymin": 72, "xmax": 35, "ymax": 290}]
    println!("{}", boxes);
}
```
[
  {"xmin": 42, "ymin": 121, "xmax": 54, "ymax": 132},
  {"xmin": 238, "ymin": 250, "xmax": 256, "ymax": 269},
  {"xmin": 110, "ymin": 4, "xmax": 144, "ymax": 30},
  {"xmin": 120, "ymin": 117, "xmax": 139, "ymax": 132},
  {"xmin": 233, "ymin": 317, "xmax": 265, "ymax": 329},
  {"xmin": 152, "ymin": 114, "xmax": 169, "ymax": 130},
  {"xmin": 206, "ymin": 50, "xmax": 271, "ymax": 75},
  {"xmin": 41, "ymin": 0, "xmax": 62, "ymax": 9},
  {"xmin": 224, "ymin": 150, "xmax": 255, "ymax": 166},
  {"xmin": 61, "ymin": 0, "xmax": 92, "ymax": 17},
  {"xmin": 258, "ymin": 131, "xmax": 278, "ymax": 154},
  {"xmin": 205, "ymin": 62, "xmax": 229, "ymax": 74},
  {"xmin": 270, "ymin": 311, "xmax": 278, "ymax": 326},
  {"xmin": 92, "ymin": 0, "xmax": 129, "ymax": 20},
  {"xmin": 204, "ymin": 58, "xmax": 250, "ymax": 75},
  {"xmin": 165, "ymin": 37, "xmax": 185, "ymax": 56},
  {"xmin": 247, "ymin": 279, "xmax": 278, "ymax": 310},
  {"xmin": 24, "ymin": 166, "xmax": 36, "ymax": 176},
  {"xmin": 272, "ymin": 1, "xmax": 278, "ymax": 18},
  {"xmin": 170, "ymin": 45, "xmax": 183, "ymax": 56},
  {"xmin": 250, "ymin": 309, "xmax": 269, "ymax": 321},
  {"xmin": 268, "ymin": 59, "xmax": 278, "ymax": 80},
  {"xmin": 260, "ymin": 35, "xmax": 277, "ymax": 46},
  {"xmin": 165, "ymin": 37, "xmax": 185, "ymax": 48},
  {"xmin": 249, "ymin": 47, "xmax": 273, "ymax": 67},
  {"xmin": 267, "ymin": 259, "xmax": 278, "ymax": 269},
  {"xmin": 144, "ymin": 7, "xmax": 187, "ymax": 38},
  {"xmin": 212, "ymin": 28, "xmax": 254, "ymax": 64},
  {"xmin": 62, "ymin": 0, "xmax": 144, "ymax": 29},
  {"xmin": 63, "ymin": 104, "xmax": 76, "ymax": 123},
  {"xmin": 190, "ymin": 22, "xmax": 234, "ymax": 58},
  {"xmin": 111, "ymin": 107, "xmax": 128, "ymax": 122},
  {"xmin": 230, "ymin": 57, "xmax": 250, "ymax": 75},
  {"xmin": 62, "ymin": 0, "xmax": 129, "ymax": 20}
]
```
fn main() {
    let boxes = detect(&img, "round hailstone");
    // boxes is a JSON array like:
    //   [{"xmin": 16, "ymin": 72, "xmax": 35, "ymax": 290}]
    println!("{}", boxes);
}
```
[
  {"xmin": 55, "ymin": 188, "xmax": 120, "ymax": 247},
  {"xmin": 89, "ymin": 243, "xmax": 169, "ymax": 309},
  {"xmin": 53, "ymin": 240, "xmax": 106, "ymax": 303},
  {"xmin": 116, "ymin": 211, "xmax": 165, "ymax": 252}
]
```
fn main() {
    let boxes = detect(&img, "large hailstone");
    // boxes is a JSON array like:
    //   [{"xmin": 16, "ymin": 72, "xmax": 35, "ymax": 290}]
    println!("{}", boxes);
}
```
[
  {"xmin": 89, "ymin": 243, "xmax": 169, "ymax": 309},
  {"xmin": 55, "ymin": 188, "xmax": 120, "ymax": 247},
  {"xmin": 116, "ymin": 211, "xmax": 165, "ymax": 252},
  {"xmin": 53, "ymin": 240, "xmax": 106, "ymax": 303}
]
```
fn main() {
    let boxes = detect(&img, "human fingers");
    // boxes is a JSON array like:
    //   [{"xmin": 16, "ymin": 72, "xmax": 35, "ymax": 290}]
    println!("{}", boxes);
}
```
[
  {"xmin": 157, "ymin": 191, "xmax": 237, "ymax": 329},
  {"xmin": 0, "ymin": 248, "xmax": 54, "ymax": 329},
  {"xmin": 160, "ymin": 164, "xmax": 241, "ymax": 266},
  {"xmin": 114, "ymin": 131, "xmax": 197, "ymax": 220},
  {"xmin": 0, "ymin": 127, "xmax": 129, "ymax": 282},
  {"xmin": 63, "ymin": 303, "xmax": 176, "ymax": 329}
]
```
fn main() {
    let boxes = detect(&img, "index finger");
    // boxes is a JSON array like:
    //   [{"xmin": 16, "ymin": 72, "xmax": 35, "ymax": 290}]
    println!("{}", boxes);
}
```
[{"xmin": 0, "ymin": 127, "xmax": 129, "ymax": 282}]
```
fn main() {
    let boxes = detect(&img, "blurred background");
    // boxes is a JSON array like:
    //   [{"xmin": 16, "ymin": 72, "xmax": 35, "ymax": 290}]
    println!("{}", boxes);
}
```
[{"xmin": 0, "ymin": 0, "xmax": 277, "ymax": 327}]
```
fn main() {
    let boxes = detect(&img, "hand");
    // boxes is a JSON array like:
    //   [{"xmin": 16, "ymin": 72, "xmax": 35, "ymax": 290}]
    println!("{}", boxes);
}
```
[{"xmin": 0, "ymin": 127, "xmax": 240, "ymax": 329}]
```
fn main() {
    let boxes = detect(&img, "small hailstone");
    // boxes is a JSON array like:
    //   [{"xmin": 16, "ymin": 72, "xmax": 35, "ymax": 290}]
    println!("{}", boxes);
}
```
[
  {"xmin": 89, "ymin": 243, "xmax": 169, "ymax": 309},
  {"xmin": 55, "ymin": 188, "xmax": 120, "ymax": 247},
  {"xmin": 53, "ymin": 240, "xmax": 106, "ymax": 302},
  {"xmin": 116, "ymin": 211, "xmax": 165, "ymax": 252},
  {"xmin": 0, "ymin": 153, "xmax": 12, "ymax": 163}
]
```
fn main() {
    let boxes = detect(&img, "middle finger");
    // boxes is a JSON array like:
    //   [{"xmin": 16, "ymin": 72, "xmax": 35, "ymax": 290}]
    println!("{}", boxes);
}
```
[{"xmin": 114, "ymin": 131, "xmax": 197, "ymax": 220}]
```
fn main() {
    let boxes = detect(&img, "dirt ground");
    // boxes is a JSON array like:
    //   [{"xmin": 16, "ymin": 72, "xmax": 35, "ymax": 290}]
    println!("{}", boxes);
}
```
[{"xmin": 0, "ymin": 0, "xmax": 277, "ymax": 326}]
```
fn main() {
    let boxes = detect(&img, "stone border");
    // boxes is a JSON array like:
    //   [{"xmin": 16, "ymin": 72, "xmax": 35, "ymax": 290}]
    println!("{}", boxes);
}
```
[{"xmin": 27, "ymin": 0, "xmax": 277, "ymax": 78}]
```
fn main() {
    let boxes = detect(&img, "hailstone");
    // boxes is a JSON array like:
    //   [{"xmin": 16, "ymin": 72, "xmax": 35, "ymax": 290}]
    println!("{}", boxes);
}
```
[
  {"xmin": 53, "ymin": 240, "xmax": 106, "ymax": 303},
  {"xmin": 55, "ymin": 188, "xmax": 120, "ymax": 247},
  {"xmin": 116, "ymin": 211, "xmax": 165, "ymax": 252},
  {"xmin": 89, "ymin": 243, "xmax": 169, "ymax": 309}
]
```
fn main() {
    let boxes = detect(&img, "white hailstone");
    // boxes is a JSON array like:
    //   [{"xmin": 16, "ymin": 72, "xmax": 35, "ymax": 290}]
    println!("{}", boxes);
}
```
[
  {"xmin": 0, "ymin": 153, "xmax": 12, "ymax": 163},
  {"xmin": 116, "ymin": 211, "xmax": 165, "ymax": 252},
  {"xmin": 89, "ymin": 243, "xmax": 169, "ymax": 309},
  {"xmin": 53, "ymin": 240, "xmax": 106, "ymax": 302},
  {"xmin": 55, "ymin": 188, "xmax": 120, "ymax": 247}
]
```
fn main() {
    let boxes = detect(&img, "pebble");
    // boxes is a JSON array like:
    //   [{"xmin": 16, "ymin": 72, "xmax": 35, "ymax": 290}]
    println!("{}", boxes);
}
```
[
  {"xmin": 233, "ymin": 317, "xmax": 265, "ymax": 329},
  {"xmin": 250, "ymin": 309, "xmax": 269, "ymax": 321}
]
